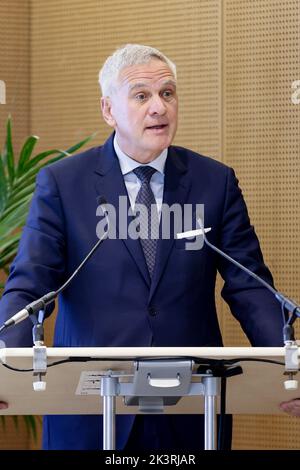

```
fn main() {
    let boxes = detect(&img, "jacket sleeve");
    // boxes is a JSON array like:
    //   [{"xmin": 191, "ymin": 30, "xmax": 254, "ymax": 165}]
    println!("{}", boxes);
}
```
[
  {"xmin": 0, "ymin": 167, "xmax": 66, "ymax": 347},
  {"xmin": 217, "ymin": 167, "xmax": 284, "ymax": 346}
]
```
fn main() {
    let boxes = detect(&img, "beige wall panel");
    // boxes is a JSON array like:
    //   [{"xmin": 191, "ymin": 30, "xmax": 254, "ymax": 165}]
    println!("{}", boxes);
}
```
[
  {"xmin": 30, "ymin": 0, "xmax": 221, "ymax": 157},
  {"xmin": 233, "ymin": 415, "xmax": 300, "ymax": 450},
  {"xmin": 224, "ymin": 0, "xmax": 300, "ymax": 449},
  {"xmin": 222, "ymin": 0, "xmax": 300, "ymax": 345},
  {"xmin": 0, "ymin": 0, "xmax": 31, "ymax": 450},
  {"xmin": 0, "ymin": 0, "xmax": 30, "ymax": 154}
]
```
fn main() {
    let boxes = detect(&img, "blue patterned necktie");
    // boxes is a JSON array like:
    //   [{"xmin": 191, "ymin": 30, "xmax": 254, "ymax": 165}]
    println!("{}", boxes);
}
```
[{"xmin": 133, "ymin": 166, "xmax": 159, "ymax": 278}]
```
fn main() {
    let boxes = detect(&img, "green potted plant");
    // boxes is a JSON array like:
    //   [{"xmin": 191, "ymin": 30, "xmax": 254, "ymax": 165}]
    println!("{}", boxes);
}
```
[{"xmin": 0, "ymin": 116, "xmax": 94, "ymax": 442}]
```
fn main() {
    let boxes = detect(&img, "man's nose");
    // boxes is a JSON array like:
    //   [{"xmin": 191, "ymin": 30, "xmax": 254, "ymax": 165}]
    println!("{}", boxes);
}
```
[{"xmin": 149, "ymin": 96, "xmax": 167, "ymax": 115}]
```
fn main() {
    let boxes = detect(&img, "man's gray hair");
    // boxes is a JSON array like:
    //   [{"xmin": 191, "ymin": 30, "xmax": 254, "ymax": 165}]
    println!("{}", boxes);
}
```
[{"xmin": 99, "ymin": 44, "xmax": 177, "ymax": 97}]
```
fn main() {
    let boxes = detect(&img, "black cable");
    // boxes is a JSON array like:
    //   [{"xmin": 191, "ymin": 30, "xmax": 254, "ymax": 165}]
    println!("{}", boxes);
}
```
[
  {"xmin": 222, "ymin": 357, "xmax": 285, "ymax": 366},
  {"xmin": 1, "ymin": 363, "xmax": 33, "ymax": 372},
  {"xmin": 217, "ymin": 376, "xmax": 227, "ymax": 450},
  {"xmin": 0, "ymin": 355, "xmax": 287, "ymax": 373},
  {"xmin": 0, "ymin": 200, "xmax": 109, "ymax": 333}
]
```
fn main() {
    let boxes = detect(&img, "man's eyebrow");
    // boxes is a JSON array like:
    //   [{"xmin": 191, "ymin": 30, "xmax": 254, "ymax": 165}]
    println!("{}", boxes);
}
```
[
  {"xmin": 162, "ymin": 79, "xmax": 177, "ymax": 88},
  {"xmin": 128, "ymin": 79, "xmax": 177, "ymax": 92},
  {"xmin": 128, "ymin": 82, "xmax": 149, "ymax": 92}
]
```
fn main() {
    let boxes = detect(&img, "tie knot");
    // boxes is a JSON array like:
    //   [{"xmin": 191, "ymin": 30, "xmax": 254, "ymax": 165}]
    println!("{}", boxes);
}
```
[{"xmin": 133, "ymin": 166, "xmax": 156, "ymax": 184}]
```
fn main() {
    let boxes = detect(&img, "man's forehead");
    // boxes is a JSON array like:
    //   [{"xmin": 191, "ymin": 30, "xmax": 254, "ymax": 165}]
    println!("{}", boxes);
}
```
[
  {"xmin": 128, "ymin": 79, "xmax": 177, "ymax": 93},
  {"xmin": 118, "ymin": 60, "xmax": 176, "ymax": 88}
]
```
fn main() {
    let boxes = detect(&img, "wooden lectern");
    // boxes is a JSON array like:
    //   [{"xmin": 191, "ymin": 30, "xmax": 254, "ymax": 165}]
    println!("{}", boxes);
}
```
[{"xmin": 0, "ymin": 346, "xmax": 298, "ymax": 450}]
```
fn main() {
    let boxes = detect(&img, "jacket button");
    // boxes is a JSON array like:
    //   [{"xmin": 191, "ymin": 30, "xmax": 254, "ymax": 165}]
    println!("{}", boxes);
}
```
[{"xmin": 148, "ymin": 306, "xmax": 157, "ymax": 316}]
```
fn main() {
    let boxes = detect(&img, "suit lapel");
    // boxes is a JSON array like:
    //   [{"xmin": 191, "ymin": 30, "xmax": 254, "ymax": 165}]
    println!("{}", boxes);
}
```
[
  {"xmin": 93, "ymin": 136, "xmax": 191, "ymax": 294},
  {"xmin": 94, "ymin": 134, "xmax": 151, "ymax": 287},
  {"xmin": 149, "ymin": 146, "xmax": 191, "ymax": 300}
]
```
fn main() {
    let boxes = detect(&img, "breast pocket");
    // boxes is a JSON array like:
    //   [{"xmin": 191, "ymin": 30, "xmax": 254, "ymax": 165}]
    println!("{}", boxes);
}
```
[{"xmin": 175, "ymin": 235, "xmax": 204, "ymax": 251}]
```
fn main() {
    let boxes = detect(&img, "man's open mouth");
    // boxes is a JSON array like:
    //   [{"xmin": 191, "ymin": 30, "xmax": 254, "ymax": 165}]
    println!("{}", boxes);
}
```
[{"xmin": 146, "ymin": 124, "xmax": 168, "ymax": 130}]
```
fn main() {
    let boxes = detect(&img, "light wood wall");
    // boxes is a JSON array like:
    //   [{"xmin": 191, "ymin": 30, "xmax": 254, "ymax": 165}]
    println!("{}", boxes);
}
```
[
  {"xmin": 223, "ymin": 0, "xmax": 300, "ymax": 448},
  {"xmin": 0, "ymin": 0, "xmax": 299, "ymax": 449},
  {"xmin": 0, "ymin": 0, "xmax": 30, "ymax": 155},
  {"xmin": 0, "ymin": 0, "xmax": 31, "ymax": 450}
]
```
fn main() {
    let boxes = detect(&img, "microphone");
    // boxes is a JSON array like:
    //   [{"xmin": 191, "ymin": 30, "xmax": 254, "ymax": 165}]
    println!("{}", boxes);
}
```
[
  {"xmin": 197, "ymin": 217, "xmax": 300, "ymax": 333},
  {"xmin": 198, "ymin": 218, "xmax": 300, "ymax": 391},
  {"xmin": 0, "ymin": 197, "xmax": 110, "ymax": 333}
]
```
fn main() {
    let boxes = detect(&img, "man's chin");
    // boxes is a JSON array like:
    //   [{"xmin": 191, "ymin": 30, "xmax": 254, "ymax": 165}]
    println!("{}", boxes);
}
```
[
  {"xmin": 146, "ymin": 144, "xmax": 169, "ymax": 157},
  {"xmin": 135, "ymin": 144, "xmax": 168, "ymax": 162},
  {"xmin": 143, "ymin": 134, "xmax": 173, "ymax": 151}
]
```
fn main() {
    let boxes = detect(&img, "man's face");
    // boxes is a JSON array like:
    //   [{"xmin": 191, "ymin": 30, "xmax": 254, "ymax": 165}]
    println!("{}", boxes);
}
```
[{"xmin": 101, "ymin": 59, "xmax": 178, "ymax": 163}]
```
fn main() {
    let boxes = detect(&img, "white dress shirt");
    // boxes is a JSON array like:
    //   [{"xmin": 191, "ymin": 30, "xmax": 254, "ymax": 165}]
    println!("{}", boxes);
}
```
[{"xmin": 113, "ymin": 136, "xmax": 167, "ymax": 217}]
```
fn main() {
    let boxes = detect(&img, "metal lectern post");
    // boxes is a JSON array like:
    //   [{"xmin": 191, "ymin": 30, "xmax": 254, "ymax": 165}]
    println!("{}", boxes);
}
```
[
  {"xmin": 99, "ymin": 362, "xmax": 221, "ymax": 451},
  {"xmin": 100, "ymin": 374, "xmax": 118, "ymax": 450},
  {"xmin": 203, "ymin": 376, "xmax": 220, "ymax": 450}
]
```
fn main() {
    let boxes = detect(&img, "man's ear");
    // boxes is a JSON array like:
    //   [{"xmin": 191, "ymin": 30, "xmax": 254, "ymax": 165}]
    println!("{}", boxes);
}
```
[{"xmin": 101, "ymin": 97, "xmax": 116, "ymax": 127}]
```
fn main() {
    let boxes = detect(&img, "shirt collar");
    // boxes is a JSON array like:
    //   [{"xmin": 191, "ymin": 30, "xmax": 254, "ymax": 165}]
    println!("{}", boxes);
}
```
[{"xmin": 114, "ymin": 136, "xmax": 168, "ymax": 176}]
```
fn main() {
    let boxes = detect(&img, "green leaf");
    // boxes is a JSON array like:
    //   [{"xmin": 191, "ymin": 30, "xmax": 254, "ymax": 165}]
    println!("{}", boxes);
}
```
[
  {"xmin": 0, "ymin": 218, "xmax": 19, "ymax": 238},
  {"xmin": 12, "ymin": 415, "xmax": 19, "ymax": 431},
  {"xmin": 21, "ymin": 133, "xmax": 95, "ymax": 174},
  {"xmin": 17, "ymin": 135, "xmax": 40, "ymax": 176},
  {"xmin": 0, "ymin": 232, "xmax": 22, "ymax": 254},
  {"xmin": 12, "ymin": 133, "xmax": 95, "ymax": 189},
  {"xmin": 0, "ymin": 197, "xmax": 31, "ymax": 226},
  {"xmin": 22, "ymin": 149, "xmax": 68, "ymax": 172},
  {"xmin": 10, "ymin": 173, "xmax": 38, "ymax": 196},
  {"xmin": 0, "ymin": 155, "xmax": 8, "ymax": 215},
  {"xmin": 0, "ymin": 224, "xmax": 15, "ymax": 240},
  {"xmin": 23, "ymin": 415, "xmax": 37, "ymax": 441},
  {"xmin": 3, "ymin": 266, "xmax": 9, "ymax": 275},
  {"xmin": 0, "ymin": 415, "xmax": 6, "ymax": 432},
  {"xmin": 63, "ymin": 132, "xmax": 97, "ymax": 156},
  {"xmin": 0, "ymin": 239, "xmax": 20, "ymax": 267},
  {"xmin": 12, "ymin": 163, "xmax": 48, "ymax": 189},
  {"xmin": 0, "ymin": 119, "xmax": 95, "ymax": 438},
  {"xmin": 2, "ymin": 117, "xmax": 15, "ymax": 187},
  {"xmin": 6, "ymin": 182, "xmax": 35, "ymax": 207}
]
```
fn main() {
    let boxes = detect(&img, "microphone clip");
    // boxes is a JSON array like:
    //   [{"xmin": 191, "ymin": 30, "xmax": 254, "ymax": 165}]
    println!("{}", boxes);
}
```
[
  {"xmin": 32, "ymin": 344, "xmax": 47, "ymax": 392},
  {"xmin": 31, "ymin": 309, "xmax": 47, "ymax": 392},
  {"xmin": 31, "ymin": 309, "xmax": 45, "ymax": 346},
  {"xmin": 283, "ymin": 340, "xmax": 299, "ymax": 391}
]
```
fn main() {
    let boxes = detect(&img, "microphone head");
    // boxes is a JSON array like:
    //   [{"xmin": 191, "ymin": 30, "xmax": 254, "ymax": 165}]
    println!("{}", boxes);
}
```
[
  {"xmin": 97, "ymin": 196, "xmax": 107, "ymax": 206},
  {"xmin": 97, "ymin": 196, "xmax": 109, "ymax": 215}
]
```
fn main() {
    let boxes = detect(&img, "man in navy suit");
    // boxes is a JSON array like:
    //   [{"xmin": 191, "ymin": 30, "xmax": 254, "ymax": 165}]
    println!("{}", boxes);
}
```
[{"xmin": 0, "ymin": 44, "xmax": 283, "ymax": 449}]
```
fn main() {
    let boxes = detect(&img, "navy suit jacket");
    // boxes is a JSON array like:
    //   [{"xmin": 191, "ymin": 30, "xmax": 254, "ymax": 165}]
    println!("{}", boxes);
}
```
[{"xmin": 0, "ymin": 133, "xmax": 283, "ymax": 448}]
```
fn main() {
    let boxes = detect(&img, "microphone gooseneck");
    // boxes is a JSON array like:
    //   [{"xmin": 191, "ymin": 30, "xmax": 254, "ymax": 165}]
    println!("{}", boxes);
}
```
[
  {"xmin": 197, "ymin": 217, "xmax": 300, "ymax": 338},
  {"xmin": 0, "ymin": 198, "xmax": 110, "ymax": 333},
  {"xmin": 197, "ymin": 218, "xmax": 278, "ymax": 296}
]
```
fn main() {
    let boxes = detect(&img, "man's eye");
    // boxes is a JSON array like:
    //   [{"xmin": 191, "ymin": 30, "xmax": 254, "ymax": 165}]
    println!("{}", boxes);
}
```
[
  {"xmin": 136, "ymin": 93, "xmax": 147, "ymax": 101},
  {"xmin": 163, "ymin": 90, "xmax": 173, "ymax": 99}
]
